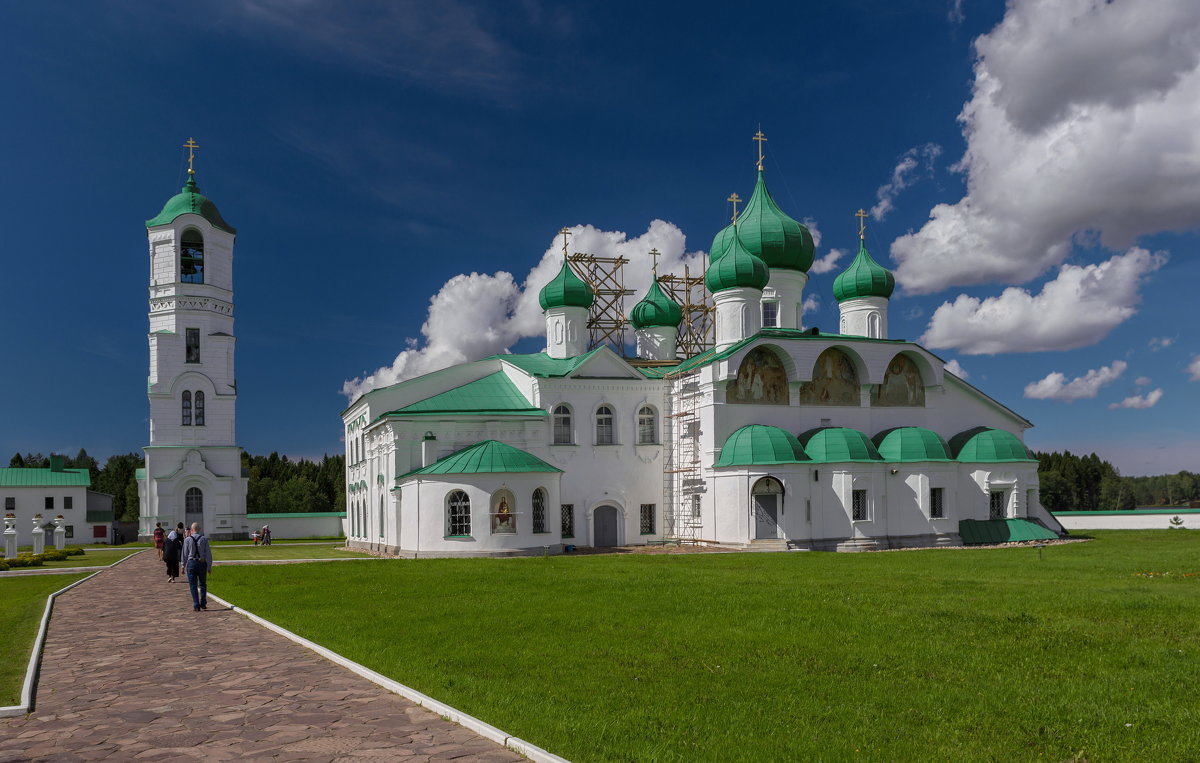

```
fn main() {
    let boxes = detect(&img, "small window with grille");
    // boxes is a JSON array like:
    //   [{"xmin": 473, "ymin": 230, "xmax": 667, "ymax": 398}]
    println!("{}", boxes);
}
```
[
  {"xmin": 640, "ymin": 504, "xmax": 656, "ymax": 534},
  {"xmin": 561, "ymin": 504, "xmax": 574, "ymax": 537},
  {"xmin": 532, "ymin": 489, "xmax": 548, "ymax": 533},
  {"xmin": 929, "ymin": 487, "xmax": 944, "ymax": 519},
  {"xmin": 851, "ymin": 489, "xmax": 868, "ymax": 521}
]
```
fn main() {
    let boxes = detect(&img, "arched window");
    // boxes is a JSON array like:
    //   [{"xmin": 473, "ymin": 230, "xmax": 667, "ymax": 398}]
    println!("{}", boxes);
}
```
[
  {"xmin": 867, "ymin": 312, "xmax": 880, "ymax": 339},
  {"xmin": 185, "ymin": 487, "xmax": 203, "ymax": 515},
  {"xmin": 180, "ymin": 229, "xmax": 205, "ymax": 284},
  {"xmin": 447, "ymin": 490, "xmax": 471, "ymax": 536},
  {"xmin": 552, "ymin": 404, "xmax": 573, "ymax": 445},
  {"xmin": 181, "ymin": 391, "xmax": 192, "ymax": 426},
  {"xmin": 595, "ymin": 405, "xmax": 615, "ymax": 445},
  {"xmin": 194, "ymin": 391, "xmax": 205, "ymax": 426},
  {"xmin": 532, "ymin": 488, "xmax": 547, "ymax": 533},
  {"xmin": 637, "ymin": 406, "xmax": 657, "ymax": 444}
]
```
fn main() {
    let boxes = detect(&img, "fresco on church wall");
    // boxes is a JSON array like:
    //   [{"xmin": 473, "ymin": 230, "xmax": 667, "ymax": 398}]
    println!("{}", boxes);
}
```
[
  {"xmin": 871, "ymin": 354, "xmax": 926, "ymax": 407},
  {"xmin": 727, "ymin": 347, "xmax": 789, "ymax": 405},
  {"xmin": 798, "ymin": 348, "xmax": 860, "ymax": 406}
]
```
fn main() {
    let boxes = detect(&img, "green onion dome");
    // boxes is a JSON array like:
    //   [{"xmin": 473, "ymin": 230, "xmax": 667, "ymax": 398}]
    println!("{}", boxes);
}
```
[
  {"xmin": 715, "ymin": 425, "xmax": 810, "ymax": 467},
  {"xmin": 949, "ymin": 427, "xmax": 1037, "ymax": 462},
  {"xmin": 798, "ymin": 427, "xmax": 882, "ymax": 462},
  {"xmin": 873, "ymin": 427, "xmax": 953, "ymax": 462},
  {"xmin": 146, "ymin": 175, "xmax": 237, "ymax": 234},
  {"xmin": 709, "ymin": 222, "xmax": 740, "ymax": 263},
  {"xmin": 630, "ymin": 280, "xmax": 683, "ymax": 329},
  {"xmin": 833, "ymin": 240, "xmax": 895, "ymax": 301},
  {"xmin": 704, "ymin": 234, "xmax": 769, "ymax": 293},
  {"xmin": 539, "ymin": 258, "xmax": 595, "ymax": 311},
  {"xmin": 735, "ymin": 171, "xmax": 815, "ymax": 272}
]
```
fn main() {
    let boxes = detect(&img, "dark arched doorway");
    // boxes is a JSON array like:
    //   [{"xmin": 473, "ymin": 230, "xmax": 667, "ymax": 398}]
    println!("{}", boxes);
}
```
[
  {"xmin": 752, "ymin": 476, "xmax": 784, "ymax": 539},
  {"xmin": 593, "ymin": 505, "xmax": 620, "ymax": 547}
]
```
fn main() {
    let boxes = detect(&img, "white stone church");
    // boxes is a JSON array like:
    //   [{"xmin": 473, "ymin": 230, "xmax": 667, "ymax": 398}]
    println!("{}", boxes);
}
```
[{"xmin": 342, "ymin": 147, "xmax": 1065, "ymax": 555}]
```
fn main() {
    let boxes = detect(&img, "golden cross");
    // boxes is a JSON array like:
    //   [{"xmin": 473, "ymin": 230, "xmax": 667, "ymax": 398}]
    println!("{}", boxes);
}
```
[
  {"xmin": 649, "ymin": 247, "xmax": 661, "ymax": 276},
  {"xmin": 559, "ymin": 226, "xmax": 571, "ymax": 258},
  {"xmin": 183, "ymin": 137, "xmax": 200, "ymax": 175},
  {"xmin": 753, "ymin": 129, "xmax": 767, "ymax": 171},
  {"xmin": 727, "ymin": 192, "xmax": 742, "ymax": 223},
  {"xmin": 856, "ymin": 208, "xmax": 868, "ymax": 241}
]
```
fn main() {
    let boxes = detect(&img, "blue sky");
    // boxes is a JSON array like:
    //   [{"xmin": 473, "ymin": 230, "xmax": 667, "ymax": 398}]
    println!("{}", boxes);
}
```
[{"xmin": 2, "ymin": 0, "xmax": 1198, "ymax": 476}]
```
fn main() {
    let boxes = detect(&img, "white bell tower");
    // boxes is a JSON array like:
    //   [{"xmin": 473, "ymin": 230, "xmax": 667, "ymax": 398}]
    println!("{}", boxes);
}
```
[{"xmin": 137, "ymin": 139, "xmax": 248, "ymax": 540}]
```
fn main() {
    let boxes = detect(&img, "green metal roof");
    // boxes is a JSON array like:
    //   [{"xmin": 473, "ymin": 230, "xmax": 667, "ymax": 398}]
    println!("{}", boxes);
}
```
[
  {"xmin": 833, "ymin": 240, "xmax": 895, "ymax": 301},
  {"xmin": 873, "ymin": 427, "xmax": 953, "ymax": 462},
  {"xmin": 384, "ymin": 372, "xmax": 545, "ymax": 418},
  {"xmin": 715, "ymin": 425, "xmax": 810, "ymax": 467},
  {"xmin": 709, "ymin": 222, "xmax": 739, "ymax": 263},
  {"xmin": 950, "ymin": 427, "xmax": 1036, "ymax": 462},
  {"xmin": 538, "ymin": 258, "xmax": 594, "ymax": 310},
  {"xmin": 399, "ymin": 440, "xmax": 562, "ymax": 480},
  {"xmin": 735, "ymin": 170, "xmax": 815, "ymax": 272},
  {"xmin": 630, "ymin": 280, "xmax": 683, "ymax": 329},
  {"xmin": 0, "ymin": 468, "xmax": 91, "ymax": 487},
  {"xmin": 145, "ymin": 175, "xmax": 236, "ymax": 234},
  {"xmin": 489, "ymin": 346, "xmax": 606, "ymax": 377},
  {"xmin": 798, "ymin": 427, "xmax": 882, "ymax": 462},
  {"xmin": 704, "ymin": 234, "xmax": 769, "ymax": 293},
  {"xmin": 959, "ymin": 518, "xmax": 1058, "ymax": 545}
]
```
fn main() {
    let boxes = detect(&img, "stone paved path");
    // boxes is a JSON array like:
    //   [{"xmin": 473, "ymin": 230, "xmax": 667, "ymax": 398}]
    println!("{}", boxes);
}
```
[{"xmin": 0, "ymin": 552, "xmax": 524, "ymax": 762}]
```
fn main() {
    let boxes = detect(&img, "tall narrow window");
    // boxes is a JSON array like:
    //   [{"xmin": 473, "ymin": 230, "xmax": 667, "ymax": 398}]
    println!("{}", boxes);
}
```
[
  {"xmin": 447, "ymin": 490, "xmax": 471, "ymax": 536},
  {"xmin": 185, "ymin": 487, "xmax": 203, "ymax": 515},
  {"xmin": 852, "ymin": 489, "xmax": 868, "ymax": 521},
  {"xmin": 379, "ymin": 495, "xmax": 385, "ymax": 538},
  {"xmin": 867, "ymin": 312, "xmax": 880, "ymax": 338},
  {"xmin": 762, "ymin": 300, "xmax": 779, "ymax": 328},
  {"xmin": 990, "ymin": 490, "xmax": 1006, "ymax": 519},
  {"xmin": 532, "ymin": 489, "xmax": 547, "ymax": 533},
  {"xmin": 180, "ymin": 229, "xmax": 205, "ymax": 284},
  {"xmin": 45, "ymin": 497, "xmax": 54, "ymax": 510},
  {"xmin": 64, "ymin": 496, "xmax": 73, "ymax": 510},
  {"xmin": 552, "ymin": 405, "xmax": 573, "ymax": 444},
  {"xmin": 691, "ymin": 494, "xmax": 701, "ymax": 518},
  {"xmin": 596, "ymin": 405, "xmax": 614, "ymax": 445},
  {"xmin": 185, "ymin": 328, "xmax": 200, "ymax": 363},
  {"xmin": 929, "ymin": 487, "xmax": 944, "ymax": 519},
  {"xmin": 637, "ymin": 406, "xmax": 657, "ymax": 444},
  {"xmin": 561, "ymin": 504, "xmax": 574, "ymax": 537},
  {"xmin": 181, "ymin": 391, "xmax": 192, "ymax": 426},
  {"xmin": 194, "ymin": 391, "xmax": 205, "ymax": 426},
  {"xmin": 4, "ymin": 497, "xmax": 13, "ymax": 511},
  {"xmin": 640, "ymin": 503, "xmax": 656, "ymax": 534}
]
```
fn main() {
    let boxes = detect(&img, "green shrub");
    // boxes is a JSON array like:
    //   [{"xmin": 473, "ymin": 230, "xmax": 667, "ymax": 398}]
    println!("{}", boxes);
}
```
[
  {"xmin": 0, "ymin": 559, "xmax": 9, "ymax": 571},
  {"xmin": 41, "ymin": 549, "xmax": 69, "ymax": 562},
  {"xmin": 14, "ymin": 554, "xmax": 43, "ymax": 568},
  {"xmin": 64, "ymin": 546, "xmax": 85, "ymax": 556}
]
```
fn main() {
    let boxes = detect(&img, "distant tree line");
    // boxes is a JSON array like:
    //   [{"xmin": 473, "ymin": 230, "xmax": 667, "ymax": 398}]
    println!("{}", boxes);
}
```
[
  {"xmin": 1036, "ymin": 450, "xmax": 1200, "ymax": 511},
  {"xmin": 9, "ymin": 450, "xmax": 345, "ymax": 521}
]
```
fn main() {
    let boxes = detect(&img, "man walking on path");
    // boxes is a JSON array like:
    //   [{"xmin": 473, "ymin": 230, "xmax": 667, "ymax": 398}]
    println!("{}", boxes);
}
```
[{"xmin": 181, "ymin": 523, "xmax": 213, "ymax": 611}]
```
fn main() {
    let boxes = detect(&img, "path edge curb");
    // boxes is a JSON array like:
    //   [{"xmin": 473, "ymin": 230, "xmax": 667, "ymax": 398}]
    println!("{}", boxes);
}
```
[
  {"xmin": 206, "ymin": 592, "xmax": 569, "ymax": 763},
  {"xmin": 0, "ymin": 549, "xmax": 148, "ymax": 718}
]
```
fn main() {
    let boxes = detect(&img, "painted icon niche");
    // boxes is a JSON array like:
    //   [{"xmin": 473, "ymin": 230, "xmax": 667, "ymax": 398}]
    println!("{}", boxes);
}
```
[
  {"xmin": 871, "ymin": 353, "xmax": 926, "ymax": 407},
  {"xmin": 798, "ymin": 348, "xmax": 860, "ymax": 406},
  {"xmin": 727, "ymin": 347, "xmax": 789, "ymax": 405}
]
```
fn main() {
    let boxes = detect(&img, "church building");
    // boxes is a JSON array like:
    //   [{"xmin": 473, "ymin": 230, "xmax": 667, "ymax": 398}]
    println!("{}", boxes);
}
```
[
  {"xmin": 341, "ymin": 136, "xmax": 1064, "ymax": 555},
  {"xmin": 136, "ymin": 142, "xmax": 249, "ymax": 540}
]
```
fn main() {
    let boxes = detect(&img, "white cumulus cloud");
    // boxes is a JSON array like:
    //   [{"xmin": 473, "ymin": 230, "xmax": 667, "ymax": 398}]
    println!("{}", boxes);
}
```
[
  {"xmin": 341, "ymin": 221, "xmax": 705, "ymax": 399},
  {"xmin": 1149, "ymin": 336, "xmax": 1175, "ymax": 351},
  {"xmin": 871, "ymin": 143, "xmax": 942, "ymax": 221},
  {"xmin": 920, "ymin": 248, "xmax": 1165, "ymax": 354},
  {"xmin": 1188, "ymin": 356, "xmax": 1200, "ymax": 381},
  {"xmin": 943, "ymin": 359, "xmax": 968, "ymax": 379},
  {"xmin": 1024, "ymin": 361, "xmax": 1127, "ymax": 401},
  {"xmin": 809, "ymin": 248, "xmax": 846, "ymax": 275},
  {"xmin": 1109, "ymin": 388, "xmax": 1164, "ymax": 410},
  {"xmin": 1135, "ymin": 376, "xmax": 1152, "ymax": 386},
  {"xmin": 891, "ymin": 0, "xmax": 1200, "ymax": 294}
]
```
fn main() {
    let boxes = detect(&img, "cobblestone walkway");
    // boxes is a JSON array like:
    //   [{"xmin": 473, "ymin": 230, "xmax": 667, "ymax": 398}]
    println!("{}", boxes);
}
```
[{"xmin": 0, "ymin": 552, "xmax": 523, "ymax": 762}]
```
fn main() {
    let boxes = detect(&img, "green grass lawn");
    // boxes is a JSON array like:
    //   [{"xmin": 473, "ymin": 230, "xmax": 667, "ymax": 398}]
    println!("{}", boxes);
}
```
[
  {"xmin": 210, "ymin": 536, "xmax": 345, "ymax": 546},
  {"xmin": 214, "ymin": 543, "xmax": 366, "ymax": 561},
  {"xmin": 0, "ymin": 574, "xmax": 90, "ymax": 706},
  {"xmin": 213, "ymin": 530, "xmax": 1200, "ymax": 762},
  {"xmin": 34, "ymin": 547, "xmax": 145, "ymax": 569}
]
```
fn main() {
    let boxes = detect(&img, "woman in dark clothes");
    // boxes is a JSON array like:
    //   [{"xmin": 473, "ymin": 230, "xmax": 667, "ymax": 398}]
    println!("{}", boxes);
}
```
[{"xmin": 163, "ymin": 523, "xmax": 185, "ymax": 581}]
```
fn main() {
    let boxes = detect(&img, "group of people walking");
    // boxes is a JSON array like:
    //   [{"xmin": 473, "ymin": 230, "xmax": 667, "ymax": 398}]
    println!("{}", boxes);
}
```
[{"xmin": 152, "ymin": 521, "xmax": 213, "ymax": 611}]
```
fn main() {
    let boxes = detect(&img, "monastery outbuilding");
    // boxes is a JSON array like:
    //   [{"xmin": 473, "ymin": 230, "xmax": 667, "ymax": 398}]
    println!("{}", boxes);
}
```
[{"xmin": 339, "ymin": 136, "xmax": 1065, "ymax": 555}]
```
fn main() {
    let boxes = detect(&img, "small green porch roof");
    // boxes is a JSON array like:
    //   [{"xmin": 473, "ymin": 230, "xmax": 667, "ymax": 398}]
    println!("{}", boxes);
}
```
[
  {"xmin": 798, "ymin": 427, "xmax": 882, "ymax": 462},
  {"xmin": 383, "ymin": 372, "xmax": 545, "ymax": 418},
  {"xmin": 959, "ymin": 518, "xmax": 1058, "ymax": 545},
  {"xmin": 873, "ymin": 427, "xmax": 953, "ymax": 462},
  {"xmin": 715, "ymin": 425, "xmax": 809, "ymax": 467},
  {"xmin": 399, "ymin": 440, "xmax": 562, "ymax": 480},
  {"xmin": 950, "ymin": 427, "xmax": 1036, "ymax": 462},
  {"xmin": 0, "ymin": 468, "xmax": 91, "ymax": 487}
]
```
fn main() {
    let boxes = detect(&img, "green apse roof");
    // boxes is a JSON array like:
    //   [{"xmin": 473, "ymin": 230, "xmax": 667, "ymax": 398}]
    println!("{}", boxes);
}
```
[
  {"xmin": 715, "ymin": 425, "xmax": 810, "ymax": 467},
  {"xmin": 735, "ymin": 171, "xmax": 815, "ymax": 272},
  {"xmin": 873, "ymin": 427, "xmax": 954, "ymax": 462},
  {"xmin": 385, "ymin": 372, "xmax": 545, "ymax": 418},
  {"xmin": 709, "ymin": 222, "xmax": 740, "ymax": 263},
  {"xmin": 0, "ymin": 468, "xmax": 91, "ymax": 487},
  {"xmin": 833, "ymin": 240, "xmax": 895, "ymax": 301},
  {"xmin": 959, "ymin": 518, "xmax": 1058, "ymax": 545},
  {"xmin": 400, "ymin": 440, "xmax": 562, "ymax": 480},
  {"xmin": 705, "ymin": 235, "xmax": 769, "ymax": 293},
  {"xmin": 539, "ymin": 258, "xmax": 595, "ymax": 311},
  {"xmin": 798, "ymin": 427, "xmax": 882, "ymax": 462},
  {"xmin": 490, "ymin": 346, "xmax": 605, "ymax": 377},
  {"xmin": 630, "ymin": 280, "xmax": 683, "ymax": 329},
  {"xmin": 950, "ymin": 427, "xmax": 1037, "ymax": 462},
  {"xmin": 145, "ymin": 174, "xmax": 237, "ymax": 234}
]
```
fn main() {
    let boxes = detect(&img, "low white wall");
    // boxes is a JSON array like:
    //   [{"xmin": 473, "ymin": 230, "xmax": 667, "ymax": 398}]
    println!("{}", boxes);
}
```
[
  {"xmin": 245, "ymin": 513, "xmax": 346, "ymax": 539},
  {"xmin": 1053, "ymin": 511, "xmax": 1200, "ymax": 530}
]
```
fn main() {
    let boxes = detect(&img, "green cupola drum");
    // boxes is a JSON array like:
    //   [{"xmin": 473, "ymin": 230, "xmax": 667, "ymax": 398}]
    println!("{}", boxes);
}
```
[
  {"xmin": 631, "ymin": 251, "xmax": 684, "ymax": 360},
  {"xmin": 834, "ymin": 210, "xmax": 895, "ymax": 339},
  {"xmin": 540, "ymin": 227, "xmax": 595, "ymax": 359}
]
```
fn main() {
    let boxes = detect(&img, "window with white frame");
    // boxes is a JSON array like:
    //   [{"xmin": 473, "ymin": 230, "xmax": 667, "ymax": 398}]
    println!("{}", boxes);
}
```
[
  {"xmin": 182, "ymin": 391, "xmax": 192, "ymax": 426},
  {"xmin": 851, "ymin": 489, "xmax": 868, "ymax": 521},
  {"xmin": 762, "ymin": 300, "xmax": 779, "ymax": 327},
  {"xmin": 194, "ymin": 391, "xmax": 205, "ymax": 426},
  {"xmin": 552, "ymin": 405, "xmax": 573, "ymax": 444},
  {"xmin": 596, "ymin": 405, "xmax": 615, "ymax": 445},
  {"xmin": 637, "ymin": 406, "xmax": 657, "ymax": 444},
  {"xmin": 929, "ymin": 487, "xmax": 944, "ymax": 519},
  {"xmin": 640, "ymin": 503, "xmax": 656, "ymax": 534},
  {"xmin": 561, "ymin": 503, "xmax": 574, "ymax": 537},
  {"xmin": 447, "ymin": 490, "xmax": 471, "ymax": 536},
  {"xmin": 532, "ymin": 489, "xmax": 548, "ymax": 533}
]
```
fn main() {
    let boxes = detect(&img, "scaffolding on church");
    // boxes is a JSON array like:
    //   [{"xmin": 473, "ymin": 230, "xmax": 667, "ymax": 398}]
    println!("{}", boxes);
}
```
[
  {"xmin": 662, "ymin": 369, "xmax": 704, "ymax": 545},
  {"xmin": 568, "ymin": 253, "xmax": 635, "ymax": 354},
  {"xmin": 656, "ymin": 262, "xmax": 714, "ymax": 359}
]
